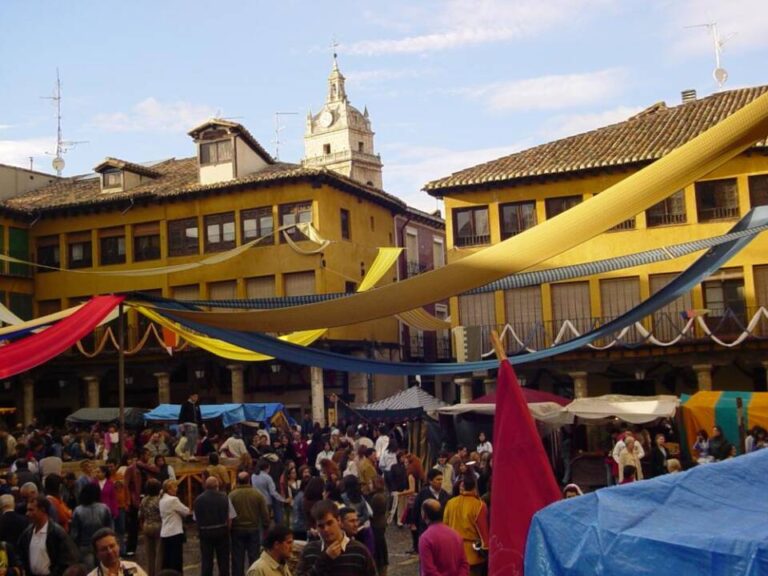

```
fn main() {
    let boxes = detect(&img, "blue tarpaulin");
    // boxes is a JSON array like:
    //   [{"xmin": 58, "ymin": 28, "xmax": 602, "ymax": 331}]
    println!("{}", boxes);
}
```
[
  {"xmin": 144, "ymin": 403, "xmax": 286, "ymax": 428},
  {"xmin": 526, "ymin": 450, "xmax": 768, "ymax": 575}
]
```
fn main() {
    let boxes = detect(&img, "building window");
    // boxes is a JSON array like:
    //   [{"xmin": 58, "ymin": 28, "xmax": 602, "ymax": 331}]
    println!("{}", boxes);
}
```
[
  {"xmin": 748, "ymin": 174, "xmax": 768, "ymax": 208},
  {"xmin": 453, "ymin": 206, "xmax": 490, "ymax": 247},
  {"xmin": 205, "ymin": 212, "xmax": 236, "ymax": 252},
  {"xmin": 246, "ymin": 276, "xmax": 275, "ymax": 298},
  {"xmin": 168, "ymin": 218, "xmax": 199, "ymax": 257},
  {"xmin": 102, "ymin": 170, "xmax": 121, "ymax": 189},
  {"xmin": 647, "ymin": 190, "xmax": 687, "ymax": 227},
  {"xmin": 99, "ymin": 227, "xmax": 126, "ymax": 265},
  {"xmin": 200, "ymin": 139, "xmax": 232, "ymax": 165},
  {"xmin": 36, "ymin": 236, "xmax": 60, "ymax": 271},
  {"xmin": 703, "ymin": 268, "xmax": 746, "ymax": 335},
  {"xmin": 323, "ymin": 144, "xmax": 331, "ymax": 155},
  {"xmin": 280, "ymin": 202, "xmax": 313, "ymax": 242},
  {"xmin": 284, "ymin": 271, "xmax": 315, "ymax": 296},
  {"xmin": 500, "ymin": 201, "xmax": 537, "ymax": 239},
  {"xmin": 433, "ymin": 238, "xmax": 445, "ymax": 269},
  {"xmin": 242, "ymin": 207, "xmax": 274, "ymax": 244},
  {"xmin": 345, "ymin": 281, "xmax": 357, "ymax": 293},
  {"xmin": 67, "ymin": 233, "xmax": 92, "ymax": 269},
  {"xmin": 340, "ymin": 208, "xmax": 351, "ymax": 240},
  {"xmin": 545, "ymin": 195, "xmax": 582, "ymax": 219},
  {"xmin": 358, "ymin": 142, "xmax": 364, "ymax": 152},
  {"xmin": 133, "ymin": 222, "xmax": 161, "ymax": 262},
  {"xmin": 405, "ymin": 228, "xmax": 420, "ymax": 277},
  {"xmin": 695, "ymin": 178, "xmax": 739, "ymax": 222}
]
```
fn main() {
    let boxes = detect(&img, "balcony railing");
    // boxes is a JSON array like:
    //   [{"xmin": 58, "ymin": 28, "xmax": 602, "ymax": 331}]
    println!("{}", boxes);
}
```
[
  {"xmin": 409, "ymin": 333, "xmax": 424, "ymax": 357},
  {"xmin": 406, "ymin": 260, "xmax": 430, "ymax": 277},
  {"xmin": 608, "ymin": 218, "xmax": 636, "ymax": 232},
  {"xmin": 457, "ymin": 306, "xmax": 766, "ymax": 357},
  {"xmin": 646, "ymin": 212, "xmax": 686, "ymax": 227},
  {"xmin": 698, "ymin": 206, "xmax": 740, "ymax": 222},
  {"xmin": 454, "ymin": 233, "xmax": 491, "ymax": 247}
]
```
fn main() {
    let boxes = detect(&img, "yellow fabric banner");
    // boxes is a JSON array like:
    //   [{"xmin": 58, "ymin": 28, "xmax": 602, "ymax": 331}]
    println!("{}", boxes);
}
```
[
  {"xmin": 132, "ymin": 247, "xmax": 402, "ymax": 361},
  {"xmin": 396, "ymin": 308, "xmax": 452, "ymax": 331},
  {"xmin": 164, "ymin": 90, "xmax": 768, "ymax": 332}
]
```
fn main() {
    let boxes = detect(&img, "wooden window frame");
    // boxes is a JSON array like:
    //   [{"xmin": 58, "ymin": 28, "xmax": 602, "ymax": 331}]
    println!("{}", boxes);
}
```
[
  {"xmin": 500, "ymin": 201, "xmax": 537, "ymax": 239},
  {"xmin": 453, "ymin": 206, "xmax": 490, "ymax": 247},
  {"xmin": 204, "ymin": 212, "xmax": 236, "ymax": 252},
  {"xmin": 340, "ymin": 208, "xmax": 351, "ymax": 240},
  {"xmin": 545, "ymin": 195, "xmax": 582, "ymax": 219},
  {"xmin": 279, "ymin": 202, "xmax": 313, "ymax": 243},
  {"xmin": 200, "ymin": 139, "xmax": 233, "ymax": 166},
  {"xmin": 168, "ymin": 218, "xmax": 199, "ymax": 257},
  {"xmin": 241, "ymin": 207, "xmax": 274, "ymax": 244},
  {"xmin": 695, "ymin": 178, "xmax": 740, "ymax": 222}
]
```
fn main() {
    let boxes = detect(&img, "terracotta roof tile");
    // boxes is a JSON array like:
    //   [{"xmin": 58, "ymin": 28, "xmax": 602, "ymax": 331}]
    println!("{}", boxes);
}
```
[
  {"xmin": 93, "ymin": 157, "xmax": 162, "ymax": 178},
  {"xmin": 424, "ymin": 86, "xmax": 768, "ymax": 196},
  {"xmin": 2, "ymin": 157, "xmax": 406, "ymax": 214}
]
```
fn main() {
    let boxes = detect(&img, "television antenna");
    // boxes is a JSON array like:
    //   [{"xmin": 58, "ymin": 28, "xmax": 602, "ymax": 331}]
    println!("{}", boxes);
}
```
[
  {"xmin": 273, "ymin": 111, "xmax": 298, "ymax": 160},
  {"xmin": 685, "ymin": 22, "xmax": 736, "ymax": 90},
  {"xmin": 41, "ymin": 69, "xmax": 87, "ymax": 176}
]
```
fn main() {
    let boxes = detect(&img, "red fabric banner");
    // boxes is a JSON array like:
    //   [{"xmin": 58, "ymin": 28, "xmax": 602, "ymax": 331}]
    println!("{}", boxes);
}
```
[
  {"xmin": 488, "ymin": 361, "xmax": 562, "ymax": 575},
  {"xmin": 0, "ymin": 295, "xmax": 124, "ymax": 378}
]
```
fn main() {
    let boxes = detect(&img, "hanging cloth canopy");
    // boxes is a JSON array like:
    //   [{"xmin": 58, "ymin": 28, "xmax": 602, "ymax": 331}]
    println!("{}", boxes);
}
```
[{"xmin": 0, "ymin": 295, "xmax": 124, "ymax": 378}]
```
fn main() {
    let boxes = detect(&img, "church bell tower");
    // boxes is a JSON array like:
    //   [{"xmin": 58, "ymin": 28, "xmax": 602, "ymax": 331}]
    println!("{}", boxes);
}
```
[{"xmin": 303, "ymin": 55, "xmax": 383, "ymax": 189}]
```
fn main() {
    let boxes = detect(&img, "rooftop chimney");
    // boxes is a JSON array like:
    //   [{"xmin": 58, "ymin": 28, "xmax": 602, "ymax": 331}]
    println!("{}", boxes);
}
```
[{"xmin": 681, "ymin": 89, "xmax": 697, "ymax": 104}]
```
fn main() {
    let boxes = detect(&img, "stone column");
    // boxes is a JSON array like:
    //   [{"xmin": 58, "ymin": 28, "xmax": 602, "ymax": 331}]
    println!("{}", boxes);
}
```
[
  {"xmin": 311, "ymin": 366, "xmax": 325, "ymax": 427},
  {"xmin": 83, "ymin": 375, "xmax": 100, "ymax": 408},
  {"xmin": 693, "ymin": 364, "xmax": 713, "ymax": 391},
  {"xmin": 227, "ymin": 364, "xmax": 245, "ymax": 404},
  {"xmin": 433, "ymin": 376, "xmax": 444, "ymax": 401},
  {"xmin": 456, "ymin": 378, "xmax": 473, "ymax": 404},
  {"xmin": 349, "ymin": 352, "xmax": 369, "ymax": 405},
  {"xmin": 569, "ymin": 371, "xmax": 589, "ymax": 399},
  {"xmin": 22, "ymin": 377, "xmax": 34, "ymax": 427},
  {"xmin": 483, "ymin": 378, "xmax": 497, "ymax": 397},
  {"xmin": 154, "ymin": 372, "xmax": 171, "ymax": 405}
]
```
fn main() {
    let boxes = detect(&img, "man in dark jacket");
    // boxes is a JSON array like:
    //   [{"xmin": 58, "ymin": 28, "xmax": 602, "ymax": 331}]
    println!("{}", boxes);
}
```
[
  {"xmin": 411, "ymin": 468, "xmax": 450, "ymax": 542},
  {"xmin": 18, "ymin": 495, "xmax": 78, "ymax": 576},
  {"xmin": 178, "ymin": 392, "xmax": 203, "ymax": 459},
  {"xmin": 0, "ymin": 493, "xmax": 28, "ymax": 546},
  {"xmin": 194, "ymin": 477, "xmax": 232, "ymax": 576}
]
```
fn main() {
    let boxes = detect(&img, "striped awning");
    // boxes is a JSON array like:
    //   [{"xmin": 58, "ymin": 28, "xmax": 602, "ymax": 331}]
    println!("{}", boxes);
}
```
[{"xmin": 358, "ymin": 386, "xmax": 448, "ymax": 413}]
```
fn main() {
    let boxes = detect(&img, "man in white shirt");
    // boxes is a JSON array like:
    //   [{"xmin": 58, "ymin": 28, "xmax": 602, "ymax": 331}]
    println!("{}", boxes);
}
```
[
  {"xmin": 374, "ymin": 426, "xmax": 390, "ymax": 459},
  {"xmin": 18, "ymin": 495, "xmax": 78, "ymax": 576},
  {"xmin": 220, "ymin": 433, "xmax": 248, "ymax": 459},
  {"xmin": 88, "ymin": 528, "xmax": 147, "ymax": 576}
]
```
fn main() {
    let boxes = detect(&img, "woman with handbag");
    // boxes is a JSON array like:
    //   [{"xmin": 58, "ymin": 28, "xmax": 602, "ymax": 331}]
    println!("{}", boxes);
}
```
[{"xmin": 139, "ymin": 479, "xmax": 163, "ymax": 576}]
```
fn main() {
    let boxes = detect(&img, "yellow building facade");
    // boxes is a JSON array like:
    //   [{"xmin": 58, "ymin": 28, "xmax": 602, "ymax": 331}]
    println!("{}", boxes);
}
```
[
  {"xmin": 426, "ymin": 86, "xmax": 768, "ymax": 400},
  {"xmin": 0, "ymin": 119, "xmax": 413, "ymax": 424}
]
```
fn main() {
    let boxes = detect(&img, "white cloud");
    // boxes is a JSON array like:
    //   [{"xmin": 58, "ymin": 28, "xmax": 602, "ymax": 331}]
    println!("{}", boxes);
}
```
[
  {"xmin": 541, "ymin": 105, "xmax": 645, "ymax": 139},
  {"xmin": 0, "ymin": 137, "xmax": 56, "ymax": 170},
  {"xmin": 667, "ymin": 0, "xmax": 768, "ymax": 57},
  {"xmin": 345, "ymin": 68, "xmax": 428, "ymax": 88},
  {"xmin": 461, "ymin": 68, "xmax": 627, "ymax": 111},
  {"xmin": 91, "ymin": 97, "xmax": 218, "ymax": 133},
  {"xmin": 346, "ymin": 0, "xmax": 611, "ymax": 55},
  {"xmin": 384, "ymin": 142, "xmax": 529, "ymax": 211},
  {"xmin": 0, "ymin": 124, "xmax": 12, "ymax": 131}
]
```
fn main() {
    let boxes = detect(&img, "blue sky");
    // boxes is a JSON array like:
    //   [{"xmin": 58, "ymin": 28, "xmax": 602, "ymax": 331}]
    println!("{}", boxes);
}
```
[{"xmin": 1, "ymin": 0, "xmax": 767, "ymax": 212}]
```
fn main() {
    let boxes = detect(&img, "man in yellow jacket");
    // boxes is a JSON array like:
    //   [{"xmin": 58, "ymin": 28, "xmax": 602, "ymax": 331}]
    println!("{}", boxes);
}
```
[{"xmin": 443, "ymin": 474, "xmax": 489, "ymax": 576}]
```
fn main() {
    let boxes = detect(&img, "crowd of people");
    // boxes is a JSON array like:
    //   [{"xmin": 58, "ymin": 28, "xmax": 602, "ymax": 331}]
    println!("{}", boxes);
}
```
[{"xmin": 0, "ymin": 392, "xmax": 498, "ymax": 576}]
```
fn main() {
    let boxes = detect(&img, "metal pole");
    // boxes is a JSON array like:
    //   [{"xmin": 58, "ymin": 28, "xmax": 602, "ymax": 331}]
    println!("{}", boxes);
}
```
[{"xmin": 118, "ymin": 302, "xmax": 126, "ymax": 458}]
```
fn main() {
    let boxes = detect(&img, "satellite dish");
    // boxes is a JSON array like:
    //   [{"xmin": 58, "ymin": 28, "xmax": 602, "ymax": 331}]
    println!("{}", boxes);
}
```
[
  {"xmin": 52, "ymin": 156, "xmax": 65, "ymax": 173},
  {"xmin": 713, "ymin": 67, "xmax": 728, "ymax": 87}
]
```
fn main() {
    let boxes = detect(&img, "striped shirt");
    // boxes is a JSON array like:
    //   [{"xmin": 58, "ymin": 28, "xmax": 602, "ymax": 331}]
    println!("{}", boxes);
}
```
[{"xmin": 296, "ymin": 538, "xmax": 377, "ymax": 576}]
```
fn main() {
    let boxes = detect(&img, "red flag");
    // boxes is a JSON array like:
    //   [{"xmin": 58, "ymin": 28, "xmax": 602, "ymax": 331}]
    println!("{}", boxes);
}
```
[{"xmin": 488, "ymin": 361, "xmax": 561, "ymax": 576}]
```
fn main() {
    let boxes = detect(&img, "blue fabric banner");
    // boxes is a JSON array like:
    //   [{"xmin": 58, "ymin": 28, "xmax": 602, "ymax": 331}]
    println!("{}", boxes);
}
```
[{"xmin": 157, "ymin": 209, "xmax": 768, "ymax": 375}]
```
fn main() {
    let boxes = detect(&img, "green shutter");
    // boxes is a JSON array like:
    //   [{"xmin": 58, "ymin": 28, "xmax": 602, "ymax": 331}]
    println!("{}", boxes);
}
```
[
  {"xmin": 9, "ymin": 292, "xmax": 33, "ymax": 321},
  {"xmin": 8, "ymin": 227, "xmax": 29, "ymax": 276}
]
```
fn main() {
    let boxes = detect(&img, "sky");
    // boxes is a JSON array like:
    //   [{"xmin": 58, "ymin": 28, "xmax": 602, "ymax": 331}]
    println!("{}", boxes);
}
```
[{"xmin": 1, "ymin": 0, "xmax": 767, "ymax": 213}]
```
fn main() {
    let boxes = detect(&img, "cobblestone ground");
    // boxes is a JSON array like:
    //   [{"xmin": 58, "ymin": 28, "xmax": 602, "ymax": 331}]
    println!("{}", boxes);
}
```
[{"xmin": 135, "ymin": 523, "xmax": 420, "ymax": 575}]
